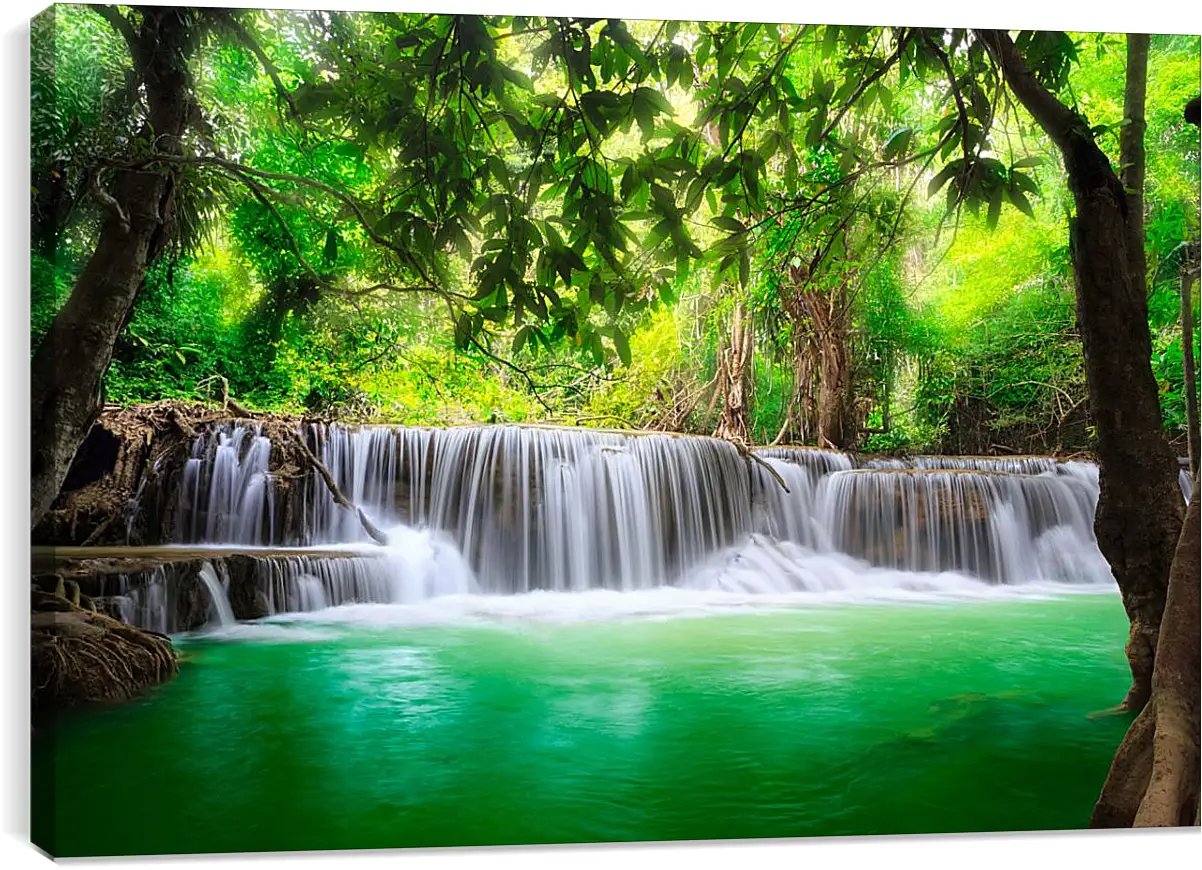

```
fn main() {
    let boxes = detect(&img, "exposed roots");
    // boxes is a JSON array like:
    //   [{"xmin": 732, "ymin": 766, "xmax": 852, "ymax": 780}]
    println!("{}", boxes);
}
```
[{"xmin": 31, "ymin": 595, "xmax": 178, "ymax": 719}]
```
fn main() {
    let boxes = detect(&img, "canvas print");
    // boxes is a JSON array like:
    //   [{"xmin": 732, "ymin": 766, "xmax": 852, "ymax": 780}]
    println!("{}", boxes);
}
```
[{"xmin": 29, "ymin": 3, "xmax": 1201, "ymax": 858}]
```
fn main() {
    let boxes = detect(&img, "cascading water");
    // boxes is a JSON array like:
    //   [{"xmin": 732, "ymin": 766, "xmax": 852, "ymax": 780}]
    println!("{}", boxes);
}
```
[
  {"xmin": 197, "ymin": 562, "xmax": 235, "ymax": 628},
  {"xmin": 812, "ymin": 468, "xmax": 1110, "ymax": 585},
  {"xmin": 176, "ymin": 424, "xmax": 276, "ymax": 545},
  {"xmin": 111, "ymin": 422, "xmax": 1124, "ymax": 631},
  {"xmin": 302, "ymin": 425, "xmax": 756, "ymax": 593}
]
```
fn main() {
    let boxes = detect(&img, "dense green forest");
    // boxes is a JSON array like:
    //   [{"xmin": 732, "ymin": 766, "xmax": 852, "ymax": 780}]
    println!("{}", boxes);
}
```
[{"xmin": 31, "ymin": 8, "xmax": 1199, "ymax": 458}]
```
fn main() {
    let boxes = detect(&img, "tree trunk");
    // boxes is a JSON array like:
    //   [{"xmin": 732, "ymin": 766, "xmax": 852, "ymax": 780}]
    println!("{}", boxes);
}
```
[
  {"xmin": 814, "ymin": 285, "xmax": 854, "ymax": 451},
  {"xmin": 979, "ymin": 30, "xmax": 1185, "ymax": 711},
  {"xmin": 713, "ymin": 302, "xmax": 754, "ymax": 443},
  {"xmin": 30, "ymin": 8, "xmax": 195, "ymax": 529},
  {"xmin": 1182, "ymin": 260, "xmax": 1200, "ymax": 478},
  {"xmin": 1092, "ymin": 473, "xmax": 1199, "ymax": 828},
  {"xmin": 773, "ymin": 331, "xmax": 816, "ymax": 445},
  {"xmin": 816, "ymin": 333, "xmax": 849, "ymax": 449},
  {"xmin": 1121, "ymin": 34, "xmax": 1149, "ymax": 297}
]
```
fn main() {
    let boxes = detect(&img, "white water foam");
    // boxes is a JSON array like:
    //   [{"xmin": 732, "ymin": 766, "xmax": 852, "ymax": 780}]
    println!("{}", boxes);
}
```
[{"xmin": 201, "ymin": 534, "xmax": 1117, "ymax": 638}]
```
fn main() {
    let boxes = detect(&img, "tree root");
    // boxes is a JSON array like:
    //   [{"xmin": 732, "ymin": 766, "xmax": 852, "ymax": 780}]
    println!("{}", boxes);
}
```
[{"xmin": 31, "ymin": 602, "xmax": 178, "ymax": 719}]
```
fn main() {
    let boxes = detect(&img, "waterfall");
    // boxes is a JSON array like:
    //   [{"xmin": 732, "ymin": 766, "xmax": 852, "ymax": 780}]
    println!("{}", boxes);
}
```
[
  {"xmin": 105, "ymin": 566, "xmax": 169, "ymax": 635},
  {"xmin": 176, "ymin": 425, "xmax": 756, "ymax": 593},
  {"xmin": 147, "ymin": 423, "xmax": 1116, "ymax": 624},
  {"xmin": 906, "ymin": 455, "xmax": 1062, "ymax": 475},
  {"xmin": 197, "ymin": 561, "xmax": 235, "ymax": 628},
  {"xmin": 811, "ymin": 469, "xmax": 1109, "ymax": 585},
  {"xmin": 176, "ymin": 424, "xmax": 275, "ymax": 545}
]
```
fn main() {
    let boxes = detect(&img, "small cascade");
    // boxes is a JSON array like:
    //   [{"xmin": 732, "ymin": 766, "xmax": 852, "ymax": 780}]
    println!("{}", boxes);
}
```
[
  {"xmin": 861, "ymin": 457, "xmax": 909, "ymax": 470},
  {"xmin": 814, "ymin": 469, "xmax": 1109, "ymax": 585},
  {"xmin": 295, "ymin": 575, "xmax": 329, "ymax": 612},
  {"xmin": 1179, "ymin": 468, "xmax": 1193, "ymax": 504},
  {"xmin": 748, "ymin": 447, "xmax": 852, "ymax": 549},
  {"xmin": 755, "ymin": 446, "xmax": 856, "ymax": 476},
  {"xmin": 197, "ymin": 561, "xmax": 235, "ymax": 628},
  {"xmin": 104, "ymin": 566, "xmax": 169, "ymax": 635},
  {"xmin": 176, "ymin": 424, "xmax": 275, "ymax": 545},
  {"xmin": 255, "ymin": 556, "xmax": 396, "ymax": 614},
  {"xmin": 82, "ymin": 528, "xmax": 479, "ymax": 633},
  {"xmin": 90, "ymin": 562, "xmax": 231, "ymax": 634},
  {"xmin": 907, "ymin": 455, "xmax": 1062, "ymax": 475}
]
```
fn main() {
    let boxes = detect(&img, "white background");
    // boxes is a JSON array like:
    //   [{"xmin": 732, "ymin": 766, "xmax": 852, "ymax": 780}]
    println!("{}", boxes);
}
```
[{"xmin": 2, "ymin": 1, "xmax": 1200, "ymax": 868}]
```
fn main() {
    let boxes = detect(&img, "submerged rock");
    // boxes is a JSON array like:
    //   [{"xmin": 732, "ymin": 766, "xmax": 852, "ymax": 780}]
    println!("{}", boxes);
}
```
[{"xmin": 31, "ymin": 591, "xmax": 178, "ymax": 719}]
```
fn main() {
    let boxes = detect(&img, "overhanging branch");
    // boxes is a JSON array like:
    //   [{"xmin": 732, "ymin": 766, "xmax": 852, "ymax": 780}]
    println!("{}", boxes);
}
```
[{"xmin": 974, "ymin": 30, "xmax": 1086, "ymax": 151}]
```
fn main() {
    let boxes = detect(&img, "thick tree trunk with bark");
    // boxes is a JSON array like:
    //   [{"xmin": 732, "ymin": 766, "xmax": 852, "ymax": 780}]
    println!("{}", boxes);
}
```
[
  {"xmin": 713, "ymin": 303, "xmax": 755, "ymax": 444},
  {"xmin": 1183, "ymin": 261, "xmax": 1200, "ymax": 478},
  {"xmin": 1067, "ymin": 153, "xmax": 1184, "ymax": 710},
  {"xmin": 1092, "ymin": 475, "xmax": 1199, "ymax": 828},
  {"xmin": 978, "ymin": 30, "xmax": 1184, "ymax": 710},
  {"xmin": 773, "ymin": 333, "xmax": 817, "ymax": 445},
  {"xmin": 30, "ymin": 8, "xmax": 195, "ymax": 529},
  {"xmin": 775, "ymin": 265, "xmax": 855, "ymax": 448},
  {"xmin": 816, "ymin": 330, "xmax": 850, "ymax": 449}
]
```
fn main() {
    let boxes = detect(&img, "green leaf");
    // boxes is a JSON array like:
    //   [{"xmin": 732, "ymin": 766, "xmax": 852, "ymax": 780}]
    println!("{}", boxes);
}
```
[
  {"xmin": 927, "ymin": 162, "xmax": 960, "ymax": 198},
  {"xmin": 1012, "ymin": 156, "xmax": 1045, "ymax": 169},
  {"xmin": 454, "ymin": 315, "xmax": 473, "ymax": 350},
  {"xmin": 821, "ymin": 25, "xmax": 839, "ymax": 58},
  {"xmin": 634, "ymin": 86, "xmax": 674, "ymax": 118},
  {"xmin": 883, "ymin": 127, "xmax": 913, "ymax": 160},
  {"xmin": 498, "ymin": 64, "xmax": 534, "ymax": 91},
  {"xmin": 612, "ymin": 329, "xmax": 631, "ymax": 366},
  {"xmin": 511, "ymin": 325, "xmax": 533, "ymax": 354},
  {"xmin": 1007, "ymin": 187, "xmax": 1037, "ymax": 219},
  {"xmin": 986, "ymin": 187, "xmax": 1003, "ymax": 230},
  {"xmin": 1010, "ymin": 171, "xmax": 1041, "ymax": 196}
]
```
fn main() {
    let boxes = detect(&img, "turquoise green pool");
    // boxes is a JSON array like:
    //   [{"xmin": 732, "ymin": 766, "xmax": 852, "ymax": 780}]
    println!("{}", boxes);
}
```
[{"xmin": 32, "ymin": 590, "xmax": 1134, "ymax": 856}]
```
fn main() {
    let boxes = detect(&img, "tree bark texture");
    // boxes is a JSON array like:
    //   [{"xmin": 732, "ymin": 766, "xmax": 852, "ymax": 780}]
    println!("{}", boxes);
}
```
[
  {"xmin": 713, "ymin": 302, "xmax": 755, "ymax": 444},
  {"xmin": 30, "ymin": 8, "xmax": 196, "ymax": 529},
  {"xmin": 978, "ymin": 30, "xmax": 1184, "ymax": 710},
  {"xmin": 776, "ymin": 263, "xmax": 856, "ymax": 449},
  {"xmin": 1121, "ymin": 34, "xmax": 1149, "ymax": 298},
  {"xmin": 1092, "ymin": 475, "xmax": 1199, "ymax": 828},
  {"xmin": 1182, "ymin": 262, "xmax": 1200, "ymax": 478}
]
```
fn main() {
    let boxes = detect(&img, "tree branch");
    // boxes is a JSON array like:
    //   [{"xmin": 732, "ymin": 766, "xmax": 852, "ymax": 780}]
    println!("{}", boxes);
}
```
[
  {"xmin": 817, "ymin": 29, "xmax": 912, "ymax": 143},
  {"xmin": 210, "ymin": 9, "xmax": 306, "ymax": 133},
  {"xmin": 90, "ymin": 5, "xmax": 139, "ymax": 62},
  {"xmin": 122, "ymin": 153, "xmax": 443, "ymax": 289},
  {"xmin": 290, "ymin": 429, "xmax": 390, "ymax": 546},
  {"xmin": 974, "ymin": 30, "xmax": 1087, "ymax": 151},
  {"xmin": 89, "ymin": 171, "xmax": 130, "ymax": 232}
]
